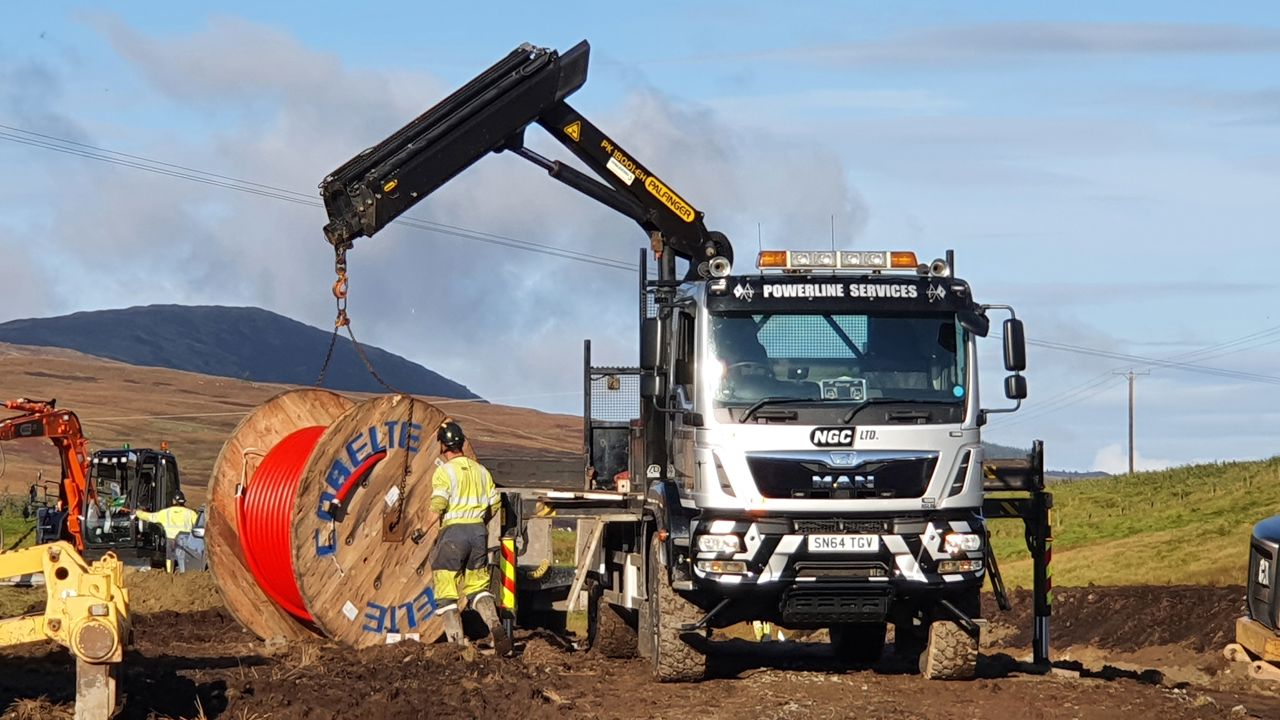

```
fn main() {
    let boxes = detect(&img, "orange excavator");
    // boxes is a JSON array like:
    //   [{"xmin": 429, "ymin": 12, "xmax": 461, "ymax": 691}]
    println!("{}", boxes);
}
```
[
  {"xmin": 0, "ymin": 398, "xmax": 129, "ymax": 718},
  {"xmin": 1, "ymin": 398, "xmax": 91, "ymax": 551}
]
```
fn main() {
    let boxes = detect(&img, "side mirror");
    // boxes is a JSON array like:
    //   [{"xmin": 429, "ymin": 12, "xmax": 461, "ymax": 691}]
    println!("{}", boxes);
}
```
[
  {"xmin": 1003, "ymin": 318, "xmax": 1027, "ymax": 372},
  {"xmin": 640, "ymin": 318, "xmax": 661, "ymax": 372},
  {"xmin": 1005, "ymin": 374, "xmax": 1028, "ymax": 400},
  {"xmin": 640, "ymin": 374, "xmax": 664, "ymax": 399}
]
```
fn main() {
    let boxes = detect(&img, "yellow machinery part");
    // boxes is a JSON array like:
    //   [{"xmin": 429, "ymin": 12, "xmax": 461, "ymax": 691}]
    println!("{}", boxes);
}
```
[{"xmin": 0, "ymin": 542, "xmax": 130, "ymax": 719}]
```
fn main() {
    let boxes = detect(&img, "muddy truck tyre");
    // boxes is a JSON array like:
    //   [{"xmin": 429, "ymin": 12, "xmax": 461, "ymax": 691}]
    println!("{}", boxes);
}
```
[
  {"xmin": 588, "ymin": 581, "xmax": 637, "ymax": 658},
  {"xmin": 830, "ymin": 622, "xmax": 886, "ymax": 664},
  {"xmin": 920, "ymin": 620, "xmax": 978, "ymax": 680},
  {"xmin": 648, "ymin": 534, "xmax": 707, "ymax": 682}
]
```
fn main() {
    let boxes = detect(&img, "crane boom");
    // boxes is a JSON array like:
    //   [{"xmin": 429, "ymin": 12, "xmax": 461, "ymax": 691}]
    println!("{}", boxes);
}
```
[{"xmin": 319, "ymin": 41, "xmax": 732, "ymax": 280}]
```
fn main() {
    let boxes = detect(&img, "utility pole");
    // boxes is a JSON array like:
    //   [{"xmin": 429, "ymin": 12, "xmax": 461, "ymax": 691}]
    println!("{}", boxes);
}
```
[{"xmin": 1113, "ymin": 370, "xmax": 1150, "ymax": 474}]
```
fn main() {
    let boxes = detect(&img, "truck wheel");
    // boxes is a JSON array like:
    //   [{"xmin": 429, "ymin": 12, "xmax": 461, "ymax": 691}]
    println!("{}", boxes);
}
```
[
  {"xmin": 920, "ymin": 620, "xmax": 978, "ymax": 680},
  {"xmin": 587, "ymin": 581, "xmax": 637, "ymax": 658},
  {"xmin": 647, "ymin": 534, "xmax": 707, "ymax": 682},
  {"xmin": 829, "ymin": 622, "xmax": 886, "ymax": 664}
]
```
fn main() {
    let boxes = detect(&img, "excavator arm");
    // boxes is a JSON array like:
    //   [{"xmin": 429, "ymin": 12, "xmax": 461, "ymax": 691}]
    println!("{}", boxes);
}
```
[
  {"xmin": 1, "ymin": 399, "xmax": 92, "ymax": 550},
  {"xmin": 319, "ymin": 41, "xmax": 732, "ymax": 281}
]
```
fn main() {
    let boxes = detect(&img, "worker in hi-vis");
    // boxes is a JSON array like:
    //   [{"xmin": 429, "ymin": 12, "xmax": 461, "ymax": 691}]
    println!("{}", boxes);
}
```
[
  {"xmin": 428, "ymin": 420, "xmax": 513, "ymax": 656},
  {"xmin": 135, "ymin": 491, "xmax": 199, "ymax": 573}
]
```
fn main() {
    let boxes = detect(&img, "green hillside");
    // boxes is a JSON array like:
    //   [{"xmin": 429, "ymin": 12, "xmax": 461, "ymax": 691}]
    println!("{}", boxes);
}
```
[{"xmin": 990, "ymin": 456, "xmax": 1280, "ymax": 588}]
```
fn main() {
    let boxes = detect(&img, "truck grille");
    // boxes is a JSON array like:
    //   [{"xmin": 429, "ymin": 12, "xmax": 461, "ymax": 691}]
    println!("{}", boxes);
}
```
[
  {"xmin": 794, "ymin": 519, "xmax": 889, "ymax": 534},
  {"xmin": 748, "ymin": 454, "xmax": 937, "ymax": 499}
]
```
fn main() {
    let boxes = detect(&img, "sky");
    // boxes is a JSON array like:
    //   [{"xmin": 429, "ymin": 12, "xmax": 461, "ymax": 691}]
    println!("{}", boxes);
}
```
[{"xmin": 2, "ymin": 2, "xmax": 1279, "ymax": 472}]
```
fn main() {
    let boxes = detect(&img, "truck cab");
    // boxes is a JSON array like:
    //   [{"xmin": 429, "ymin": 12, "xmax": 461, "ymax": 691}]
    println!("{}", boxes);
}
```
[{"xmin": 629, "ymin": 248, "xmax": 1027, "ymax": 676}]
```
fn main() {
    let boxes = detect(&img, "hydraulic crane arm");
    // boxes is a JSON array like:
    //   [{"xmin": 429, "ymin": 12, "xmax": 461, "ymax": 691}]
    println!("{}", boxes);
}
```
[{"xmin": 319, "ymin": 41, "xmax": 732, "ymax": 281}]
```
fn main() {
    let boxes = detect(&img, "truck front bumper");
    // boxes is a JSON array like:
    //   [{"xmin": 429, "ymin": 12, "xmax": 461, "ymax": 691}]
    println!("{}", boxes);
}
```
[{"xmin": 686, "ymin": 512, "xmax": 985, "ymax": 626}]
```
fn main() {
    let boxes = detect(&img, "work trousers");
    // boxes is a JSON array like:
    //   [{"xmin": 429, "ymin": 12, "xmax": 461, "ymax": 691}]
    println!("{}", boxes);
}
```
[{"xmin": 432, "ymin": 523, "xmax": 490, "ymax": 604}]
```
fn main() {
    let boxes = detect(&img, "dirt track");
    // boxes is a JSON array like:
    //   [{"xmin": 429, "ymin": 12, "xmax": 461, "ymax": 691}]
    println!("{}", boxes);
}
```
[{"xmin": 2, "ymin": 584, "xmax": 1280, "ymax": 719}]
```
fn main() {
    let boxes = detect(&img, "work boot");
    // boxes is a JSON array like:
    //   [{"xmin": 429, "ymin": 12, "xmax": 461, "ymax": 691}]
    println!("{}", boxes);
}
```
[
  {"xmin": 439, "ymin": 605, "xmax": 467, "ymax": 646},
  {"xmin": 471, "ymin": 593, "xmax": 513, "ymax": 656}
]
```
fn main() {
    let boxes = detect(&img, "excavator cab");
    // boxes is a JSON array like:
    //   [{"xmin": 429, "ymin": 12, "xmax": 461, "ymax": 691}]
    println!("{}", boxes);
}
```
[{"xmin": 83, "ymin": 448, "xmax": 182, "ymax": 565}]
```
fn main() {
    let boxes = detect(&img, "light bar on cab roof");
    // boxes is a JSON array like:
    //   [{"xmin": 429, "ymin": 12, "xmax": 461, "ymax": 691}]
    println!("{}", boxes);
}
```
[{"xmin": 756, "ymin": 250, "xmax": 919, "ymax": 271}]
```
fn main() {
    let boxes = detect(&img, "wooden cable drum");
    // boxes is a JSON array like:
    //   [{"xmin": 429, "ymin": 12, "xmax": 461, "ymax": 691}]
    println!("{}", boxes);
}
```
[
  {"xmin": 290, "ymin": 394, "xmax": 474, "ymax": 647},
  {"xmin": 208, "ymin": 391, "xmax": 480, "ymax": 647},
  {"xmin": 206, "ymin": 388, "xmax": 353, "ymax": 642}
]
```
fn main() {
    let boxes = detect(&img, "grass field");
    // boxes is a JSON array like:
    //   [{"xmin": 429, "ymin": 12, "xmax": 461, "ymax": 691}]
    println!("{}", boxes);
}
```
[
  {"xmin": 990, "ymin": 455, "xmax": 1280, "ymax": 588},
  {"xmin": 542, "ymin": 457, "xmax": 1280, "ymax": 592},
  {"xmin": 0, "ymin": 496, "xmax": 37, "ymax": 552}
]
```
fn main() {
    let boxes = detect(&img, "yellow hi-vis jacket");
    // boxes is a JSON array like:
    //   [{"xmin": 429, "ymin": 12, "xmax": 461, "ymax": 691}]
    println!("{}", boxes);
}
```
[
  {"xmin": 136, "ymin": 505, "xmax": 199, "ymax": 539},
  {"xmin": 430, "ymin": 457, "xmax": 498, "ymax": 527}
]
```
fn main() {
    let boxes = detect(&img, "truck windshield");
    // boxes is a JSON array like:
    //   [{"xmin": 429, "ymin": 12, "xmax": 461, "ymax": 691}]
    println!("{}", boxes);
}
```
[{"xmin": 709, "ymin": 312, "xmax": 966, "ymax": 408}]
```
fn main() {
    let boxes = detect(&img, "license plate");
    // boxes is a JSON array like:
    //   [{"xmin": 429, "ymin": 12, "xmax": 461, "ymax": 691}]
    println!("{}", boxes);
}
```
[{"xmin": 808, "ymin": 534, "xmax": 880, "ymax": 553}]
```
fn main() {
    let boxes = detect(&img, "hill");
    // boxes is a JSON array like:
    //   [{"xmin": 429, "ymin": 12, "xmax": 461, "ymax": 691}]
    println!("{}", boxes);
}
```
[
  {"xmin": 990, "ymin": 456, "xmax": 1280, "ymax": 589},
  {"xmin": 0, "ymin": 343, "xmax": 580, "ymax": 504},
  {"xmin": 982, "ymin": 441, "xmax": 1030, "ymax": 460},
  {"xmin": 0, "ymin": 305, "xmax": 478, "ymax": 400}
]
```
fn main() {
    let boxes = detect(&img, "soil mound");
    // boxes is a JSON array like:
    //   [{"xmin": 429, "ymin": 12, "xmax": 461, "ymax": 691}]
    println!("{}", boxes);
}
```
[
  {"xmin": 222, "ymin": 641, "xmax": 560, "ymax": 720},
  {"xmin": 988, "ymin": 585, "xmax": 1245, "ymax": 652},
  {"xmin": 124, "ymin": 569, "xmax": 223, "ymax": 615}
]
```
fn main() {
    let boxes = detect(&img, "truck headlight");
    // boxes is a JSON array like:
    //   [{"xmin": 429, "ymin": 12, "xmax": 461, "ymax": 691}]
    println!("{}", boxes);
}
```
[
  {"xmin": 943, "ymin": 533, "xmax": 982, "ymax": 554},
  {"xmin": 696, "ymin": 534, "xmax": 741, "ymax": 553}
]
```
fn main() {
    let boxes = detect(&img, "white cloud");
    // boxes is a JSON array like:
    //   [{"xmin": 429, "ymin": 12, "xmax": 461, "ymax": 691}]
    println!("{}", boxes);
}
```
[
  {"xmin": 1091, "ymin": 443, "xmax": 1174, "ymax": 474},
  {"xmin": 0, "ymin": 14, "xmax": 868, "ymax": 415}
]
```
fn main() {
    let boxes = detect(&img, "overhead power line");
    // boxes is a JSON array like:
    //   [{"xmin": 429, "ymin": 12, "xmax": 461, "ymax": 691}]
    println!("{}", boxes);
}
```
[
  {"xmin": 0, "ymin": 123, "xmax": 637, "ymax": 273},
  {"xmin": 988, "ymin": 373, "xmax": 1123, "ymax": 430},
  {"xmin": 990, "ymin": 324, "xmax": 1280, "ymax": 430},
  {"xmin": 1025, "ymin": 337, "xmax": 1280, "ymax": 385},
  {"xmin": 7, "ymin": 121, "xmax": 1280, "ymax": 395}
]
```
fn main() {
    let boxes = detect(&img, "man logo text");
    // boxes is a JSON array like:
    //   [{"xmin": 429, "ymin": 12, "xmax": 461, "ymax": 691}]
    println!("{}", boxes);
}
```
[{"xmin": 812, "ymin": 475, "xmax": 876, "ymax": 490}]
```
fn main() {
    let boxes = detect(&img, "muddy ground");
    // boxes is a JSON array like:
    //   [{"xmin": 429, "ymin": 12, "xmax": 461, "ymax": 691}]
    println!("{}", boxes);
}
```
[{"xmin": 2, "ymin": 584, "xmax": 1279, "ymax": 719}]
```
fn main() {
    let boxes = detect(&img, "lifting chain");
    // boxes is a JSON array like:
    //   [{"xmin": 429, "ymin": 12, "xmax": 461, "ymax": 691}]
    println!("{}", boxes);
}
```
[
  {"xmin": 315, "ymin": 245, "xmax": 349, "ymax": 387},
  {"xmin": 315, "ymin": 244, "xmax": 398, "ymax": 395},
  {"xmin": 314, "ymin": 242, "xmax": 414, "ymax": 543}
]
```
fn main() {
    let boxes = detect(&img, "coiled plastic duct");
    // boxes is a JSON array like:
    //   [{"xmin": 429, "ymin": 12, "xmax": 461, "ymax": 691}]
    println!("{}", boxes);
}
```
[{"xmin": 237, "ymin": 425, "xmax": 324, "ymax": 623}]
